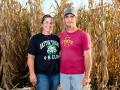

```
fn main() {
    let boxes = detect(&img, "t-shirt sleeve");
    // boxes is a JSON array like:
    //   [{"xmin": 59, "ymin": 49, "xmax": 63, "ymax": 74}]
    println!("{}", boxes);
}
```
[
  {"xmin": 58, "ymin": 37, "xmax": 61, "ymax": 50},
  {"xmin": 59, "ymin": 32, "xmax": 63, "ymax": 50},
  {"xmin": 27, "ymin": 36, "xmax": 37, "ymax": 55},
  {"xmin": 82, "ymin": 32, "xmax": 91, "ymax": 51},
  {"xmin": 55, "ymin": 35, "xmax": 61, "ymax": 50}
]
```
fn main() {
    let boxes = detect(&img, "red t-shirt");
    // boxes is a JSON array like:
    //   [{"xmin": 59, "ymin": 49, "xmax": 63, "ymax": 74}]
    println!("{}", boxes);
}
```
[{"xmin": 60, "ymin": 29, "xmax": 91, "ymax": 74}]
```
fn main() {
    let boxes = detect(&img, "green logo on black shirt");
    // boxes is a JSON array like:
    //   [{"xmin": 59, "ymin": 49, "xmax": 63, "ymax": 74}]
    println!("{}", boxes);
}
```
[
  {"xmin": 47, "ymin": 45, "xmax": 57, "ymax": 55},
  {"xmin": 40, "ymin": 40, "xmax": 60, "ymax": 60}
]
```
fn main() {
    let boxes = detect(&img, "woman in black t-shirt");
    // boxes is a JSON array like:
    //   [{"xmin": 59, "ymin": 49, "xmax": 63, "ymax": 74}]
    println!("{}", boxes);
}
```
[{"xmin": 27, "ymin": 14, "xmax": 60, "ymax": 90}]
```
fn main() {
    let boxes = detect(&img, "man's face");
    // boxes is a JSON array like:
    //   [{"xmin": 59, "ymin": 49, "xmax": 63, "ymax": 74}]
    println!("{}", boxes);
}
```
[{"xmin": 64, "ymin": 14, "xmax": 77, "ymax": 28}]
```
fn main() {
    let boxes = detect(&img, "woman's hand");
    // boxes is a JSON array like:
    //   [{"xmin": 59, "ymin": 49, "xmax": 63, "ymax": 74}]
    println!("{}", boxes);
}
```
[{"xmin": 29, "ymin": 73, "xmax": 37, "ymax": 86}]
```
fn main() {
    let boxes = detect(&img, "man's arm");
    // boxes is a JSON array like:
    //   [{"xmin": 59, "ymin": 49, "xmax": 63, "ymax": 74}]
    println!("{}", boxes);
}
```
[
  {"xmin": 27, "ymin": 54, "xmax": 36, "ymax": 86},
  {"xmin": 83, "ymin": 49, "xmax": 92, "ymax": 85}
]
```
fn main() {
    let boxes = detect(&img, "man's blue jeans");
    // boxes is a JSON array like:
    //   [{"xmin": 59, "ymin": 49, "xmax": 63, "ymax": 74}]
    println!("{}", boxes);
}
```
[
  {"xmin": 60, "ymin": 73, "xmax": 84, "ymax": 90},
  {"xmin": 36, "ymin": 73, "xmax": 60, "ymax": 90}
]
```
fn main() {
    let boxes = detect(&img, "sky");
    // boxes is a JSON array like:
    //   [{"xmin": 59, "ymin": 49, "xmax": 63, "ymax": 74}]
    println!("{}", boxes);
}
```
[
  {"xmin": 18, "ymin": 0, "xmax": 112, "ymax": 14},
  {"xmin": 41, "ymin": 0, "xmax": 88, "ymax": 14}
]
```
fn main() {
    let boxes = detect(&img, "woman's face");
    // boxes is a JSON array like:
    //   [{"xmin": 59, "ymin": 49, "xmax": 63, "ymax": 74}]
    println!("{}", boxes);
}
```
[{"xmin": 42, "ymin": 17, "xmax": 53, "ymax": 33}]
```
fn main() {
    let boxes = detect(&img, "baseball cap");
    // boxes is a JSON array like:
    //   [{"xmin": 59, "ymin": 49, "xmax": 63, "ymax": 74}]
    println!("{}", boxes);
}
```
[{"xmin": 64, "ymin": 7, "xmax": 77, "ymax": 16}]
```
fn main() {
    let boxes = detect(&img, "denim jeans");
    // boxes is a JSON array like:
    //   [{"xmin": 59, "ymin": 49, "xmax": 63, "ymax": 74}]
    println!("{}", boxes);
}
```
[
  {"xmin": 36, "ymin": 73, "xmax": 60, "ymax": 90},
  {"xmin": 60, "ymin": 73, "xmax": 84, "ymax": 90}
]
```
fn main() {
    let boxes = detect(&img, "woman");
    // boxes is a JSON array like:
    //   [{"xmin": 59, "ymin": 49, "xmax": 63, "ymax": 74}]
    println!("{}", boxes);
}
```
[{"xmin": 27, "ymin": 14, "xmax": 60, "ymax": 90}]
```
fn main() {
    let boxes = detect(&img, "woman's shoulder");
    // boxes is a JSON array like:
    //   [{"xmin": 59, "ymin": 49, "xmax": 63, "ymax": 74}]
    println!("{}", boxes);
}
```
[
  {"xmin": 52, "ymin": 34, "xmax": 59, "ymax": 39},
  {"xmin": 30, "ymin": 33, "xmax": 42, "ymax": 40}
]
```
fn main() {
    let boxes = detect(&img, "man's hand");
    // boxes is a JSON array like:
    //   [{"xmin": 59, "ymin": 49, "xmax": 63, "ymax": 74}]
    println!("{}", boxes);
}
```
[
  {"xmin": 29, "ymin": 73, "xmax": 37, "ymax": 86},
  {"xmin": 82, "ymin": 76, "xmax": 90, "ymax": 86}
]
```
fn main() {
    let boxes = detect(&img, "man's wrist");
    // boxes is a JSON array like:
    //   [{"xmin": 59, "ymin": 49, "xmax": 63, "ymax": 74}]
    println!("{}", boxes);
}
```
[{"xmin": 84, "ymin": 75, "xmax": 89, "ymax": 78}]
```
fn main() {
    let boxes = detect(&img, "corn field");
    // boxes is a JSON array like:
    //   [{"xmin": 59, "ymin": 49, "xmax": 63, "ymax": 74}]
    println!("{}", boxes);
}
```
[{"xmin": 0, "ymin": 0, "xmax": 120, "ymax": 90}]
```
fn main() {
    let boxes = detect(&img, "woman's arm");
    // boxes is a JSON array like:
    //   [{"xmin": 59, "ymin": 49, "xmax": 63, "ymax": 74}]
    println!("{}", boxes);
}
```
[{"xmin": 27, "ymin": 54, "xmax": 37, "ymax": 86}]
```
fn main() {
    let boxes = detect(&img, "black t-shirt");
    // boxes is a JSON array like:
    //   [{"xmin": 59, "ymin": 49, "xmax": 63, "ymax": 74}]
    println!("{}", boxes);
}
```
[{"xmin": 27, "ymin": 33, "xmax": 60, "ymax": 75}]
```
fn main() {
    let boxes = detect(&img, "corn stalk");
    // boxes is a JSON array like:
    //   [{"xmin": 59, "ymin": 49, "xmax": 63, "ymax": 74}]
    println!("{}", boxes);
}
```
[{"xmin": 0, "ymin": 0, "xmax": 31, "ymax": 89}]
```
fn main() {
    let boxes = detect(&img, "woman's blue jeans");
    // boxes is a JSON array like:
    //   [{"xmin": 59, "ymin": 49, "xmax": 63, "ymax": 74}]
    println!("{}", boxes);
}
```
[{"xmin": 36, "ymin": 73, "xmax": 60, "ymax": 90}]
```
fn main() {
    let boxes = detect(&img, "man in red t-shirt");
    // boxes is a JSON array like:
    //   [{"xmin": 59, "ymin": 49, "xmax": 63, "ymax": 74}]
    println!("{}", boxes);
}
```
[{"xmin": 60, "ymin": 7, "xmax": 92, "ymax": 90}]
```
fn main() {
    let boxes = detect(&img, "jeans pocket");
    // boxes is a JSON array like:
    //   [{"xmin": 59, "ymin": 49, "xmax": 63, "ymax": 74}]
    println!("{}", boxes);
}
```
[{"xmin": 82, "ymin": 84, "xmax": 90, "ymax": 90}]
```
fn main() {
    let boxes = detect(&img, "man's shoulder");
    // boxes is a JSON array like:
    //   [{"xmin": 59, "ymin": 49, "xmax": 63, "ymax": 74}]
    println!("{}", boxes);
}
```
[
  {"xmin": 78, "ymin": 29, "xmax": 89, "ymax": 36},
  {"xmin": 60, "ymin": 30, "xmax": 66, "ymax": 36},
  {"xmin": 60, "ymin": 30, "xmax": 66, "ymax": 34}
]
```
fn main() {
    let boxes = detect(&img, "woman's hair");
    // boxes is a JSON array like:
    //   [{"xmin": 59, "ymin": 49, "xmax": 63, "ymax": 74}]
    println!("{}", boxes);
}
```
[{"xmin": 41, "ymin": 14, "xmax": 53, "ymax": 24}]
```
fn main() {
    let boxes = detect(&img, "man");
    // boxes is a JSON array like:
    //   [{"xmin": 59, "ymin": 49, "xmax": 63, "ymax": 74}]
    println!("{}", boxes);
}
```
[{"xmin": 60, "ymin": 7, "xmax": 92, "ymax": 90}]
